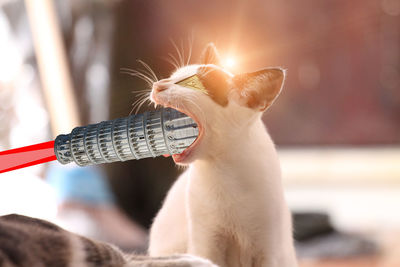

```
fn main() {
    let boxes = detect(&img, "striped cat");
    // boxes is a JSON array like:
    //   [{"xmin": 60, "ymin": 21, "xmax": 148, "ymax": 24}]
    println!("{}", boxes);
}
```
[{"xmin": 0, "ymin": 214, "xmax": 216, "ymax": 267}]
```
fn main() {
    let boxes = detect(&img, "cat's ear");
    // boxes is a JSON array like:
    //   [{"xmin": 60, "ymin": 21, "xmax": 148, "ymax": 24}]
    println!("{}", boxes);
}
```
[
  {"xmin": 231, "ymin": 68, "xmax": 285, "ymax": 111},
  {"xmin": 200, "ymin": 43, "xmax": 221, "ymax": 66}
]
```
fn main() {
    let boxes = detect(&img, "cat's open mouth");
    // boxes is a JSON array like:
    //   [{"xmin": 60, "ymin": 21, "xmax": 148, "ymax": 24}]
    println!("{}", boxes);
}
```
[
  {"xmin": 170, "ymin": 107, "xmax": 203, "ymax": 163},
  {"xmin": 152, "ymin": 97, "xmax": 203, "ymax": 163}
]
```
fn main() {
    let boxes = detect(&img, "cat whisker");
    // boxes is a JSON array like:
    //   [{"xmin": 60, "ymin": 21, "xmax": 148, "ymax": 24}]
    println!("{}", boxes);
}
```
[
  {"xmin": 132, "ymin": 91, "xmax": 151, "ymax": 100},
  {"xmin": 133, "ymin": 90, "xmax": 153, "ymax": 115},
  {"xmin": 169, "ymin": 53, "xmax": 181, "ymax": 68},
  {"xmin": 186, "ymin": 33, "xmax": 194, "ymax": 66},
  {"xmin": 121, "ymin": 68, "xmax": 155, "ymax": 87},
  {"xmin": 134, "ymin": 88, "xmax": 152, "ymax": 94},
  {"xmin": 123, "ymin": 70, "xmax": 154, "ymax": 86},
  {"xmin": 170, "ymin": 38, "xmax": 184, "ymax": 67},
  {"xmin": 137, "ymin": 60, "xmax": 159, "ymax": 82},
  {"xmin": 121, "ymin": 67, "xmax": 155, "ymax": 82},
  {"xmin": 132, "ymin": 87, "xmax": 152, "ymax": 95},
  {"xmin": 198, "ymin": 67, "xmax": 217, "ymax": 77},
  {"xmin": 180, "ymin": 39, "xmax": 185, "ymax": 67},
  {"xmin": 133, "ymin": 90, "xmax": 152, "ymax": 96},
  {"xmin": 134, "ymin": 95, "xmax": 151, "ymax": 115},
  {"xmin": 130, "ymin": 98, "xmax": 146, "ymax": 115},
  {"xmin": 130, "ymin": 92, "xmax": 151, "ymax": 115},
  {"xmin": 163, "ymin": 54, "xmax": 180, "ymax": 70},
  {"xmin": 129, "ymin": 98, "xmax": 145, "ymax": 116}
]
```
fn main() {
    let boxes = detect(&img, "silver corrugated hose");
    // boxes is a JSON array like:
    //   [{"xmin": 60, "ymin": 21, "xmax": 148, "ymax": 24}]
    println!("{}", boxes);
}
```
[{"xmin": 54, "ymin": 108, "xmax": 198, "ymax": 166}]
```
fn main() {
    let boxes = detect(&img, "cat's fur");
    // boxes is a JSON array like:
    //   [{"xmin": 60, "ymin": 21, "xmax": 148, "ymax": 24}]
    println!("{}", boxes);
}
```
[
  {"xmin": 149, "ymin": 43, "xmax": 297, "ymax": 267},
  {"xmin": 0, "ymin": 214, "xmax": 217, "ymax": 267}
]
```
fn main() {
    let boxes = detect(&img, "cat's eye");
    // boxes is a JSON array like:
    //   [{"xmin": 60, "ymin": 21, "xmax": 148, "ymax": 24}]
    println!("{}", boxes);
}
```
[{"xmin": 175, "ymin": 75, "xmax": 208, "ymax": 94}]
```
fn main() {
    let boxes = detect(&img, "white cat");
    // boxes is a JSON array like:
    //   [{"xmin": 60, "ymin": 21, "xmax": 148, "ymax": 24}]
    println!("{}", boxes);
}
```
[{"xmin": 149, "ymin": 43, "xmax": 297, "ymax": 267}]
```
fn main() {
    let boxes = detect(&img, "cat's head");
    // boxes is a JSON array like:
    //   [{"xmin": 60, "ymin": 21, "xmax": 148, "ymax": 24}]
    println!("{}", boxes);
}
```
[{"xmin": 151, "ymin": 43, "xmax": 285, "ymax": 164}]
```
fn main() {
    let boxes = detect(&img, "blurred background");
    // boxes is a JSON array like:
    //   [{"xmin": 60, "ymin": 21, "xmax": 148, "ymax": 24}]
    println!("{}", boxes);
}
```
[{"xmin": 0, "ymin": 0, "xmax": 399, "ymax": 266}]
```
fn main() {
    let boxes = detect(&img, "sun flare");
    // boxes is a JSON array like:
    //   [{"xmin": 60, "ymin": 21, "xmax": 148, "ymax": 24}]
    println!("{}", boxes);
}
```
[{"xmin": 223, "ymin": 57, "xmax": 236, "ymax": 69}]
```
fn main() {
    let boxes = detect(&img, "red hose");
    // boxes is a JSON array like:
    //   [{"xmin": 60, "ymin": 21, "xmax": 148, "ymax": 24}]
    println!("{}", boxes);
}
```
[{"xmin": 0, "ymin": 141, "xmax": 56, "ymax": 174}]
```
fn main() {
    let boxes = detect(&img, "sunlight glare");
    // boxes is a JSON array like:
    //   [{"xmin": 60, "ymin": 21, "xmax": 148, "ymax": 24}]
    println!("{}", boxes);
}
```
[{"xmin": 223, "ymin": 57, "xmax": 236, "ymax": 69}]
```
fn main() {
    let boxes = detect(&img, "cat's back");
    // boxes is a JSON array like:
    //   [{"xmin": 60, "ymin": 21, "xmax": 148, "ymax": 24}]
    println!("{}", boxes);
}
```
[{"xmin": 0, "ymin": 214, "xmax": 126, "ymax": 267}]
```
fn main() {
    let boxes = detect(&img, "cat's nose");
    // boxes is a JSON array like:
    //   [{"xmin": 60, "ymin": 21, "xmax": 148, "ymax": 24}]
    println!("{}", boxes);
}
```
[{"xmin": 153, "ymin": 82, "xmax": 169, "ymax": 92}]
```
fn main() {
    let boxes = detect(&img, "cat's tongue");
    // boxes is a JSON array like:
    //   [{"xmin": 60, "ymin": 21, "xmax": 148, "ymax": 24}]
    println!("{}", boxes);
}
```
[{"xmin": 162, "ymin": 154, "xmax": 171, "ymax": 158}]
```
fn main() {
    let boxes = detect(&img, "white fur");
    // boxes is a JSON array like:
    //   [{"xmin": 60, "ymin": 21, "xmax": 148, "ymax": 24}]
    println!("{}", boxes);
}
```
[{"xmin": 149, "ymin": 64, "xmax": 297, "ymax": 267}]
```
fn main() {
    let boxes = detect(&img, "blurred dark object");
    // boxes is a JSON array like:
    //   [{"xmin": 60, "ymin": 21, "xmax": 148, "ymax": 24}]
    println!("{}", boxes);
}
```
[
  {"xmin": 294, "ymin": 212, "xmax": 377, "ymax": 259},
  {"xmin": 293, "ymin": 212, "xmax": 334, "ymax": 241}
]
